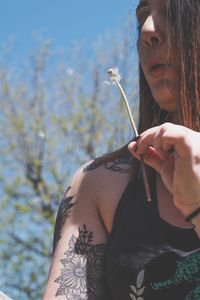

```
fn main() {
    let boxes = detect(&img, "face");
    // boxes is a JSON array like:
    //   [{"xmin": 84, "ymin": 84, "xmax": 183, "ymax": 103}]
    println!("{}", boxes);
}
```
[{"xmin": 137, "ymin": 0, "xmax": 180, "ymax": 112}]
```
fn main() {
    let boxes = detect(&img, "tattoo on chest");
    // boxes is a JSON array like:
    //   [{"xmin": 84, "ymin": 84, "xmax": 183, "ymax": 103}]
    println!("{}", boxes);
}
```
[
  {"xmin": 55, "ymin": 224, "xmax": 106, "ymax": 299},
  {"xmin": 53, "ymin": 187, "xmax": 75, "ymax": 253}
]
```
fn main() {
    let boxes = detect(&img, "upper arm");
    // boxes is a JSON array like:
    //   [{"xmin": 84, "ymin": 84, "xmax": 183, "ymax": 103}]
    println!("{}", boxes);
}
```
[{"xmin": 43, "ymin": 167, "xmax": 108, "ymax": 300}]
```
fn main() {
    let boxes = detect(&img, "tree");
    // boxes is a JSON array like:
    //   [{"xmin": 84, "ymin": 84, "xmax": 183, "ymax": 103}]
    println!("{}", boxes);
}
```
[{"xmin": 0, "ymin": 28, "xmax": 138, "ymax": 299}]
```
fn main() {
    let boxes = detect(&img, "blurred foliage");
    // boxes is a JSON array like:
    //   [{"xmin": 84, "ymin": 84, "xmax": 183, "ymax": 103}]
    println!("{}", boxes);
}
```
[{"xmin": 0, "ymin": 27, "xmax": 138, "ymax": 299}]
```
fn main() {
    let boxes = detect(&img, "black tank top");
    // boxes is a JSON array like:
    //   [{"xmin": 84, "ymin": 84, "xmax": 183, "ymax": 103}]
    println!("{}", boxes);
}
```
[{"xmin": 104, "ymin": 170, "xmax": 200, "ymax": 300}]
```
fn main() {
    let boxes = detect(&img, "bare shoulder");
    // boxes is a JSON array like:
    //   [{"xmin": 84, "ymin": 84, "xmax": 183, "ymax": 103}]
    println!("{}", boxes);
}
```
[
  {"xmin": 70, "ymin": 154, "xmax": 132, "ymax": 192},
  {"xmin": 79, "ymin": 154, "xmax": 133, "ymax": 233},
  {"xmin": 52, "ymin": 153, "xmax": 133, "ymax": 251}
]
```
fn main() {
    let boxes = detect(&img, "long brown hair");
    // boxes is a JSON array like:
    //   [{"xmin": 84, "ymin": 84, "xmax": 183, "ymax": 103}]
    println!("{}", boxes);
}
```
[
  {"xmin": 167, "ymin": 0, "xmax": 200, "ymax": 130},
  {"xmin": 94, "ymin": 0, "xmax": 200, "ymax": 174}
]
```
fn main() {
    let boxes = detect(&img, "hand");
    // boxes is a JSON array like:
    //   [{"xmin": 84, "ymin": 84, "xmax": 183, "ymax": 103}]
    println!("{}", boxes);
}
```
[{"xmin": 128, "ymin": 123, "xmax": 200, "ymax": 216}]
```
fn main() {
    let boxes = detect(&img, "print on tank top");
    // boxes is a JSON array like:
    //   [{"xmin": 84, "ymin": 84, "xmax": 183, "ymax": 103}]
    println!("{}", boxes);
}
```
[
  {"xmin": 129, "ymin": 249, "xmax": 200, "ymax": 299},
  {"xmin": 129, "ymin": 269, "xmax": 145, "ymax": 300}
]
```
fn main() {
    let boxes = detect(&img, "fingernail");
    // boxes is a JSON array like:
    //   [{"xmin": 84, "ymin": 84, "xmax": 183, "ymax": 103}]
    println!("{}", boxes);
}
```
[{"xmin": 128, "ymin": 142, "xmax": 138, "ymax": 153}]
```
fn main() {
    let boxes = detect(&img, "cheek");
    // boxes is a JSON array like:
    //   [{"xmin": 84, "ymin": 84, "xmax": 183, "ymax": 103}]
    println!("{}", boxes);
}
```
[
  {"xmin": 137, "ymin": 40, "xmax": 148, "ymax": 71},
  {"xmin": 137, "ymin": 39, "xmax": 142, "ymax": 59}
]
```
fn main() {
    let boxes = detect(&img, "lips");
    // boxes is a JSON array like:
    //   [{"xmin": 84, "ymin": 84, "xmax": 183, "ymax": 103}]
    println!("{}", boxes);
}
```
[{"xmin": 148, "ymin": 62, "xmax": 169, "ymax": 78}]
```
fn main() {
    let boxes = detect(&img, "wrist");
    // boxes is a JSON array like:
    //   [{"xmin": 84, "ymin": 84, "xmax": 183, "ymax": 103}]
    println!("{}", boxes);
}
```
[
  {"xmin": 185, "ymin": 207, "xmax": 200, "ymax": 238},
  {"xmin": 177, "ymin": 202, "xmax": 200, "ymax": 219},
  {"xmin": 185, "ymin": 207, "xmax": 200, "ymax": 223},
  {"xmin": 190, "ymin": 212, "xmax": 200, "ymax": 238}
]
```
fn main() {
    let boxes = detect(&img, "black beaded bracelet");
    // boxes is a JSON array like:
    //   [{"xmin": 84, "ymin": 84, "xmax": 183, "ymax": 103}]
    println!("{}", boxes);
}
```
[{"xmin": 185, "ymin": 207, "xmax": 200, "ymax": 223}]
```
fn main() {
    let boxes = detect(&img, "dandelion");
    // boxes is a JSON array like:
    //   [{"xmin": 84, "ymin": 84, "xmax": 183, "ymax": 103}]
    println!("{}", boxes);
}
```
[
  {"xmin": 107, "ymin": 68, "xmax": 152, "ymax": 202},
  {"xmin": 107, "ymin": 68, "xmax": 121, "ymax": 82}
]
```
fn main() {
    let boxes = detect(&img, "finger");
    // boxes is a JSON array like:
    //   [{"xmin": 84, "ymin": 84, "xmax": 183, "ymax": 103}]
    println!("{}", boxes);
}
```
[
  {"xmin": 161, "ymin": 130, "xmax": 189, "ymax": 155},
  {"xmin": 141, "ymin": 147, "xmax": 165, "ymax": 173},
  {"xmin": 136, "ymin": 128, "xmax": 158, "ymax": 155},
  {"xmin": 128, "ymin": 141, "xmax": 141, "ymax": 160},
  {"xmin": 155, "ymin": 148, "xmax": 169, "ymax": 160},
  {"xmin": 152, "ymin": 131, "xmax": 174, "ymax": 153},
  {"xmin": 137, "ymin": 124, "xmax": 186, "ymax": 155},
  {"xmin": 152, "ymin": 130, "xmax": 163, "ymax": 151},
  {"xmin": 128, "ymin": 140, "xmax": 168, "ymax": 161},
  {"xmin": 128, "ymin": 142, "xmax": 166, "ymax": 174}
]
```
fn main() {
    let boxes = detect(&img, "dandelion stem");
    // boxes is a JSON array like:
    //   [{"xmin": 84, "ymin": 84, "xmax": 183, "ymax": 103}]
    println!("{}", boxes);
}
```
[
  {"xmin": 114, "ymin": 79, "xmax": 138, "ymax": 136},
  {"xmin": 108, "ymin": 68, "xmax": 152, "ymax": 202}
]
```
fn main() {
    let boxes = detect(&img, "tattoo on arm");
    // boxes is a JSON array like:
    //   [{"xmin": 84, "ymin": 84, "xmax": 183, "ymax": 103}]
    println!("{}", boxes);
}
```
[
  {"xmin": 105, "ymin": 156, "xmax": 132, "ymax": 173},
  {"xmin": 83, "ymin": 154, "xmax": 132, "ymax": 174},
  {"xmin": 53, "ymin": 187, "xmax": 75, "ymax": 254},
  {"xmin": 55, "ymin": 224, "xmax": 107, "ymax": 299},
  {"xmin": 83, "ymin": 158, "xmax": 102, "ymax": 172}
]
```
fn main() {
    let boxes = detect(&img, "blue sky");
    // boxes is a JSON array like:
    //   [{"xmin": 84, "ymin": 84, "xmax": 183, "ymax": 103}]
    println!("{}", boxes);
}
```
[{"xmin": 0, "ymin": 0, "xmax": 138, "ymax": 54}]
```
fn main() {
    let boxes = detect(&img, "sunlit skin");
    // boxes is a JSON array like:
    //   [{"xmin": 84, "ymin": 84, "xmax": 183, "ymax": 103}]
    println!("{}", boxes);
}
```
[{"xmin": 137, "ymin": 0, "xmax": 180, "ymax": 112}]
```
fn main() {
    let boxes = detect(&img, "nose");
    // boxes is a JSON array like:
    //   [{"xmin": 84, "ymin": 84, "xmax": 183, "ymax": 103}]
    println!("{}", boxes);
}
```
[{"xmin": 140, "ymin": 15, "xmax": 163, "ymax": 47}]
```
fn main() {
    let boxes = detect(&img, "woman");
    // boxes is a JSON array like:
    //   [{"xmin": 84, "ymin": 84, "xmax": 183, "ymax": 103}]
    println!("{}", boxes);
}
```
[{"xmin": 43, "ymin": 0, "xmax": 200, "ymax": 299}]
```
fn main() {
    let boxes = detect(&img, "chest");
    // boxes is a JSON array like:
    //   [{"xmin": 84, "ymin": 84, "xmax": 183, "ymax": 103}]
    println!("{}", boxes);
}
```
[
  {"xmin": 100, "ymin": 173, "xmax": 192, "ymax": 235},
  {"xmin": 103, "ymin": 175, "xmax": 200, "ymax": 300}
]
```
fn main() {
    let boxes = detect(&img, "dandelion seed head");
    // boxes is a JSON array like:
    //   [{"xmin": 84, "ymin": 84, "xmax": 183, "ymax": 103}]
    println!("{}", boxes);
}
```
[{"xmin": 107, "ymin": 68, "xmax": 121, "ymax": 82}]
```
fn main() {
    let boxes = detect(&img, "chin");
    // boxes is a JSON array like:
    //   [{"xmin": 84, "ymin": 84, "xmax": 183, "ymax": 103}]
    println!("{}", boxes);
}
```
[
  {"xmin": 152, "ymin": 88, "xmax": 178, "ymax": 112},
  {"xmin": 153, "ymin": 95, "xmax": 177, "ymax": 112}
]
